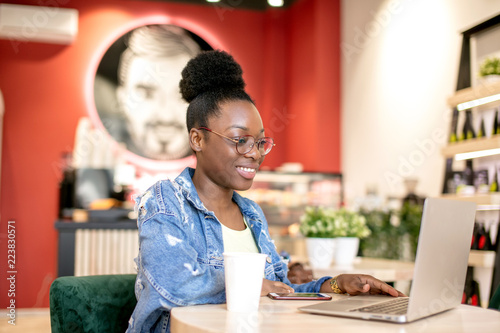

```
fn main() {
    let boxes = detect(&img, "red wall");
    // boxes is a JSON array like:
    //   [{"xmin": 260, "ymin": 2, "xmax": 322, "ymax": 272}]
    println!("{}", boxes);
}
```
[
  {"xmin": 0, "ymin": 0, "xmax": 340, "ymax": 308},
  {"xmin": 287, "ymin": 0, "xmax": 341, "ymax": 172}
]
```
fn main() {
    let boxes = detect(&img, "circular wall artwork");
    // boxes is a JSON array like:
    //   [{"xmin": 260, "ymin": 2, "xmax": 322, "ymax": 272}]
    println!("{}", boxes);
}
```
[{"xmin": 92, "ymin": 23, "xmax": 213, "ymax": 170}]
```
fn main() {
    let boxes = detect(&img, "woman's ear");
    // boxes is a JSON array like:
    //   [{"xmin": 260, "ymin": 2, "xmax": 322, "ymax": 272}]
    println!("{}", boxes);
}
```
[{"xmin": 189, "ymin": 128, "xmax": 203, "ymax": 153}]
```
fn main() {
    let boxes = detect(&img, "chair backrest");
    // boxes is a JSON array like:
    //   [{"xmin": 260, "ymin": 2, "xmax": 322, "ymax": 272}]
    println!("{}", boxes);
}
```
[
  {"xmin": 489, "ymin": 283, "xmax": 500, "ymax": 310},
  {"xmin": 50, "ymin": 274, "xmax": 137, "ymax": 333}
]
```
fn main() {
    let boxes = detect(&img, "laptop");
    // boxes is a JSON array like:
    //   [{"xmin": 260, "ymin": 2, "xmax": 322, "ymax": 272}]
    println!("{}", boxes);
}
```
[{"xmin": 299, "ymin": 197, "xmax": 477, "ymax": 323}]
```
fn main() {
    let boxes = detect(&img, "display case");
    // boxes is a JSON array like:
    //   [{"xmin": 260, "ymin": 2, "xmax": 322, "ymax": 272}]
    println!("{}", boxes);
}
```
[
  {"xmin": 238, "ymin": 171, "xmax": 342, "ymax": 259},
  {"xmin": 239, "ymin": 171, "xmax": 343, "ymax": 228}
]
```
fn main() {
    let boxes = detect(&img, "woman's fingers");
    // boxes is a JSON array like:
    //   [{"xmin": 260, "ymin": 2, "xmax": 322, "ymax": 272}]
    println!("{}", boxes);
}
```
[
  {"xmin": 260, "ymin": 279, "xmax": 294, "ymax": 296},
  {"xmin": 339, "ymin": 274, "xmax": 405, "ymax": 297}
]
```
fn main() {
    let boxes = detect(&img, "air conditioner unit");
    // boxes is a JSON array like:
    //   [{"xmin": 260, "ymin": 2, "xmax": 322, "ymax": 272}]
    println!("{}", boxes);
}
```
[{"xmin": 0, "ymin": 4, "xmax": 78, "ymax": 45}]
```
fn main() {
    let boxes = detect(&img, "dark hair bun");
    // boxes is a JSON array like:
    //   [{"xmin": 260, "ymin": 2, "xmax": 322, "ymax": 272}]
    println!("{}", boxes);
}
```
[{"xmin": 180, "ymin": 50, "xmax": 246, "ymax": 103}]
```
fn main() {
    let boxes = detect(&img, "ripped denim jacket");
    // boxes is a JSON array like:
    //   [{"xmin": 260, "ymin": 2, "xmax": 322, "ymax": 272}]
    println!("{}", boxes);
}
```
[{"xmin": 126, "ymin": 167, "xmax": 331, "ymax": 333}]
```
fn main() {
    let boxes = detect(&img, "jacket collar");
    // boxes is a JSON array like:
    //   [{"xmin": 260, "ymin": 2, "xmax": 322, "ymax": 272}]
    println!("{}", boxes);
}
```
[{"xmin": 174, "ymin": 167, "xmax": 207, "ymax": 213}]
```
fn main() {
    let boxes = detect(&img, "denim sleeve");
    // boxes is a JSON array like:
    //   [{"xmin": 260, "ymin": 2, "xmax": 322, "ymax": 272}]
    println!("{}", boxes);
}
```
[{"xmin": 128, "ymin": 184, "xmax": 226, "ymax": 332}]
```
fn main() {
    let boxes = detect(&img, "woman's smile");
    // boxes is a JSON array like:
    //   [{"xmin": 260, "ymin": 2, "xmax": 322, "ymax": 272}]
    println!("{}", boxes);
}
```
[{"xmin": 236, "ymin": 165, "xmax": 258, "ymax": 179}]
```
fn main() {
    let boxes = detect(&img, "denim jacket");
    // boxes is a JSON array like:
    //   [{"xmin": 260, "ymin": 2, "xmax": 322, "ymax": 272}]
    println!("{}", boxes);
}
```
[{"xmin": 126, "ymin": 168, "xmax": 331, "ymax": 333}]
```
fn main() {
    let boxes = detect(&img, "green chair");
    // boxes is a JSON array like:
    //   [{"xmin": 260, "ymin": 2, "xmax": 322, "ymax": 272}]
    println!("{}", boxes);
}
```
[
  {"xmin": 50, "ymin": 274, "xmax": 137, "ymax": 333},
  {"xmin": 489, "ymin": 283, "xmax": 500, "ymax": 310}
]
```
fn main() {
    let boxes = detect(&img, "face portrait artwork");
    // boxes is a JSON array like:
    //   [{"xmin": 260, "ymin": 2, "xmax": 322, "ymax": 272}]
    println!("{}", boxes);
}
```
[{"xmin": 93, "ymin": 24, "xmax": 211, "ymax": 161}]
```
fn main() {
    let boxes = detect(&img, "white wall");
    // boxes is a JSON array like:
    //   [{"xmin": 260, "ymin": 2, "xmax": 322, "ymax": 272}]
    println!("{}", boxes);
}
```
[{"xmin": 341, "ymin": 0, "xmax": 500, "ymax": 206}]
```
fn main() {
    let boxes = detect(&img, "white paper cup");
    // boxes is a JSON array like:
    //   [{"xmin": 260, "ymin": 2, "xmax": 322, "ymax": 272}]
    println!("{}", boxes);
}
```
[{"xmin": 223, "ymin": 252, "xmax": 267, "ymax": 312}]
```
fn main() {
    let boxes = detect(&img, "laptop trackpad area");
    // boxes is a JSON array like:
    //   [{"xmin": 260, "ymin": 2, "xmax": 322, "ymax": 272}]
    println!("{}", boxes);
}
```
[{"xmin": 303, "ymin": 295, "xmax": 394, "ymax": 312}]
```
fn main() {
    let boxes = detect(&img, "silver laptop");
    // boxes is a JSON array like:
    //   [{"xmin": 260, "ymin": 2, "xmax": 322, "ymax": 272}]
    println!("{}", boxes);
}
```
[{"xmin": 299, "ymin": 197, "xmax": 477, "ymax": 323}]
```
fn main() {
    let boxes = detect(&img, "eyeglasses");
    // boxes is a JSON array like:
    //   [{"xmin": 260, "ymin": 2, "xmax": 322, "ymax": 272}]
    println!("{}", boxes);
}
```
[{"xmin": 198, "ymin": 127, "xmax": 275, "ymax": 156}]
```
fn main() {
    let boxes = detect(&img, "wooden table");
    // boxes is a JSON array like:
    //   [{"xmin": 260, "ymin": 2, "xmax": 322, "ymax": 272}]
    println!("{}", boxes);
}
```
[
  {"xmin": 0, "ymin": 308, "xmax": 51, "ymax": 333},
  {"xmin": 171, "ymin": 294, "xmax": 500, "ymax": 333}
]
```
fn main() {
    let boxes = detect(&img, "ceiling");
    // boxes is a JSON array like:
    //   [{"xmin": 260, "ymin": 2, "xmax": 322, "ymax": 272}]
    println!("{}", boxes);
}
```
[{"xmin": 137, "ymin": 0, "xmax": 297, "ymax": 11}]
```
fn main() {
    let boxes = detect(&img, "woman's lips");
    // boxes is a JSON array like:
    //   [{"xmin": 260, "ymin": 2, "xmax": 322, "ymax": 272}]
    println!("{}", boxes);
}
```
[{"xmin": 236, "ymin": 166, "xmax": 257, "ymax": 179}]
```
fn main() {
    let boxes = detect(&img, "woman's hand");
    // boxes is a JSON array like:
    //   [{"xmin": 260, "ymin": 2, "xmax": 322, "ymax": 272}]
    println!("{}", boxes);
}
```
[
  {"xmin": 261, "ymin": 279, "xmax": 294, "ymax": 296},
  {"xmin": 333, "ymin": 274, "xmax": 406, "ymax": 297}
]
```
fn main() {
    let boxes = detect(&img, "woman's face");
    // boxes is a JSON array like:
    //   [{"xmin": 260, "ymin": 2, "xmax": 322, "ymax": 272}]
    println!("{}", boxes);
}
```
[{"xmin": 198, "ymin": 100, "xmax": 266, "ymax": 191}]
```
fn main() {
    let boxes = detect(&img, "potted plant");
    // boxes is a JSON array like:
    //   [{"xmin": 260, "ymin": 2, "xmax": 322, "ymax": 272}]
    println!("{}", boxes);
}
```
[
  {"xmin": 359, "ymin": 202, "xmax": 422, "ymax": 261},
  {"xmin": 299, "ymin": 207, "xmax": 371, "ymax": 268},
  {"xmin": 478, "ymin": 57, "xmax": 500, "ymax": 82}
]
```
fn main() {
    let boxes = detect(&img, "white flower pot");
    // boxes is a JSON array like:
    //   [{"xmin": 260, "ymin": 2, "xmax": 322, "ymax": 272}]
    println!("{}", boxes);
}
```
[
  {"xmin": 334, "ymin": 237, "xmax": 359, "ymax": 267},
  {"xmin": 305, "ymin": 237, "xmax": 336, "ymax": 269},
  {"xmin": 479, "ymin": 74, "xmax": 500, "ymax": 83}
]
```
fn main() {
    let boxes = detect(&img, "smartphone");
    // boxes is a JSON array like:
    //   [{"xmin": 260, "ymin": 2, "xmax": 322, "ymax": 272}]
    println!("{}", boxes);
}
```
[{"xmin": 267, "ymin": 292, "xmax": 332, "ymax": 300}]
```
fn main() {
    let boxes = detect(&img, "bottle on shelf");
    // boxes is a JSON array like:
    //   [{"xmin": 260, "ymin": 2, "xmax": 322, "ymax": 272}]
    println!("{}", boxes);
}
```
[
  {"xmin": 480, "ymin": 223, "xmax": 492, "ymax": 251},
  {"xmin": 467, "ymin": 110, "xmax": 476, "ymax": 139},
  {"xmin": 464, "ymin": 160, "xmax": 474, "ymax": 186},
  {"xmin": 478, "ymin": 116, "xmax": 486, "ymax": 138},
  {"xmin": 461, "ymin": 110, "xmax": 476, "ymax": 140},
  {"xmin": 459, "ymin": 110, "xmax": 467, "ymax": 141},
  {"xmin": 493, "ymin": 222, "xmax": 499, "ymax": 252},
  {"xmin": 483, "ymin": 224, "xmax": 493, "ymax": 251},
  {"xmin": 456, "ymin": 160, "xmax": 474, "ymax": 195},
  {"xmin": 462, "ymin": 267, "xmax": 481, "ymax": 306},
  {"xmin": 449, "ymin": 108, "xmax": 459, "ymax": 143},
  {"xmin": 490, "ymin": 165, "xmax": 500, "ymax": 192},
  {"xmin": 492, "ymin": 108, "xmax": 499, "ymax": 136},
  {"xmin": 471, "ymin": 222, "xmax": 492, "ymax": 251},
  {"xmin": 471, "ymin": 223, "xmax": 477, "ymax": 249}
]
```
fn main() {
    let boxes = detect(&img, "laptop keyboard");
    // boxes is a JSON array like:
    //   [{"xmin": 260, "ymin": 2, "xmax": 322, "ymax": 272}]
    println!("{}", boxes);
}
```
[{"xmin": 350, "ymin": 297, "xmax": 409, "ymax": 315}]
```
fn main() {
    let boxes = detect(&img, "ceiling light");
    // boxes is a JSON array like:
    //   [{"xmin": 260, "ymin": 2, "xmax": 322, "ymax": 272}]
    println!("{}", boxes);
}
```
[
  {"xmin": 268, "ymin": 0, "xmax": 284, "ymax": 7},
  {"xmin": 455, "ymin": 148, "xmax": 500, "ymax": 161},
  {"xmin": 206, "ymin": 0, "xmax": 220, "ymax": 3}
]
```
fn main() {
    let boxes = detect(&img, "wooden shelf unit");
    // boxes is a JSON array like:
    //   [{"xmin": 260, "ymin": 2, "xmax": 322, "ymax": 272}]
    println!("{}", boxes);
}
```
[
  {"xmin": 440, "ymin": 193, "xmax": 500, "ymax": 205},
  {"xmin": 442, "ymin": 77, "xmax": 500, "ymax": 309},
  {"xmin": 441, "ymin": 136, "xmax": 500, "ymax": 158},
  {"xmin": 446, "ymin": 80, "xmax": 500, "ymax": 108},
  {"xmin": 469, "ymin": 250, "xmax": 496, "ymax": 269},
  {"xmin": 442, "ymin": 16, "xmax": 500, "ymax": 309}
]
